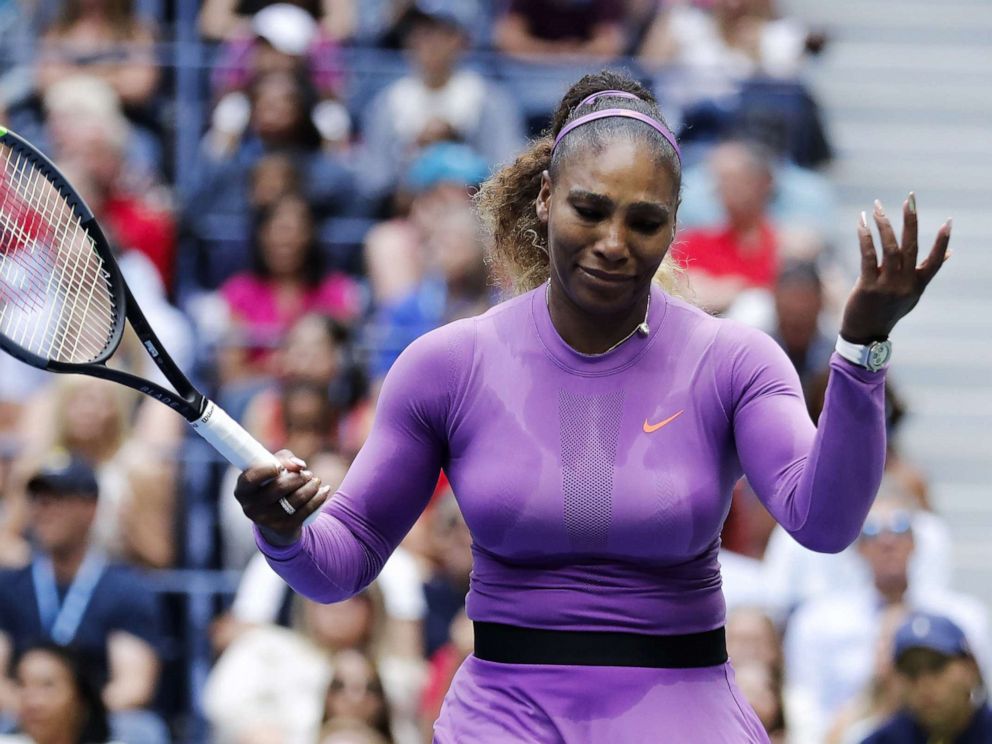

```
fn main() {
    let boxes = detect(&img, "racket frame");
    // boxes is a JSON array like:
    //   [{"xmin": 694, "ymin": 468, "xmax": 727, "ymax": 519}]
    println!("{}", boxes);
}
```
[{"xmin": 0, "ymin": 128, "xmax": 206, "ymax": 422}]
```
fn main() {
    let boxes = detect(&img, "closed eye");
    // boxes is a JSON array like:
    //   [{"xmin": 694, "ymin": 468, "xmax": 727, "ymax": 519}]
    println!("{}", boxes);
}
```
[
  {"xmin": 574, "ymin": 205, "xmax": 603, "ymax": 221},
  {"xmin": 632, "ymin": 219, "xmax": 664, "ymax": 234}
]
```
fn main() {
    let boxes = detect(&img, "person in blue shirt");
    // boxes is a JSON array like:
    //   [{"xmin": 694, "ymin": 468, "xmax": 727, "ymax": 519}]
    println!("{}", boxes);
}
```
[
  {"xmin": 861, "ymin": 612, "xmax": 992, "ymax": 744},
  {"xmin": 0, "ymin": 453, "xmax": 168, "ymax": 744}
]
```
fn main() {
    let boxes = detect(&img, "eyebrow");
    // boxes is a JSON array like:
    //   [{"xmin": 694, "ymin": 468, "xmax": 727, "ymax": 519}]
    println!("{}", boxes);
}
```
[{"xmin": 567, "ymin": 189, "xmax": 671, "ymax": 217}]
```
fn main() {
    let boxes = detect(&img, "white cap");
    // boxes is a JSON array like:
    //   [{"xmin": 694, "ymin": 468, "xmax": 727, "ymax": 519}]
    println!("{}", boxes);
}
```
[{"xmin": 251, "ymin": 3, "xmax": 317, "ymax": 56}]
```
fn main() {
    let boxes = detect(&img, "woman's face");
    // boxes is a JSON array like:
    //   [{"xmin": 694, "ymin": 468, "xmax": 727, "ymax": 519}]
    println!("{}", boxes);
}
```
[
  {"xmin": 260, "ymin": 197, "xmax": 313, "ymax": 278},
  {"xmin": 304, "ymin": 595, "xmax": 373, "ymax": 651},
  {"xmin": 62, "ymin": 379, "xmax": 119, "ymax": 445},
  {"xmin": 537, "ymin": 136, "xmax": 678, "ymax": 319},
  {"xmin": 279, "ymin": 316, "xmax": 342, "ymax": 383},
  {"xmin": 16, "ymin": 650, "xmax": 85, "ymax": 742},
  {"xmin": 252, "ymin": 72, "xmax": 304, "ymax": 142},
  {"xmin": 324, "ymin": 649, "xmax": 386, "ymax": 728}
]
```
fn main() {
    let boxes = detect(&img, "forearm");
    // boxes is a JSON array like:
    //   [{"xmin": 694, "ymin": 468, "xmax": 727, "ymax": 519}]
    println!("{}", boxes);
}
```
[
  {"xmin": 254, "ymin": 509, "xmax": 383, "ymax": 603},
  {"xmin": 750, "ymin": 354, "xmax": 887, "ymax": 552}
]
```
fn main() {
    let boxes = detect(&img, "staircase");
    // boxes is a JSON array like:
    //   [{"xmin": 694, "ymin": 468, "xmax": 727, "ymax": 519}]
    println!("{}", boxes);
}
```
[{"xmin": 783, "ymin": 0, "xmax": 992, "ymax": 610}]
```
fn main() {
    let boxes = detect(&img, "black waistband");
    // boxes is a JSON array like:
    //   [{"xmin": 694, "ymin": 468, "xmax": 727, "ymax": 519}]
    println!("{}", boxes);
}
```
[{"xmin": 473, "ymin": 622, "xmax": 728, "ymax": 668}]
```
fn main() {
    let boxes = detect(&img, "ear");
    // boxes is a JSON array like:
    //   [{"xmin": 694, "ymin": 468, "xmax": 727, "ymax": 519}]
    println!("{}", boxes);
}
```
[{"xmin": 535, "ymin": 171, "xmax": 552, "ymax": 226}]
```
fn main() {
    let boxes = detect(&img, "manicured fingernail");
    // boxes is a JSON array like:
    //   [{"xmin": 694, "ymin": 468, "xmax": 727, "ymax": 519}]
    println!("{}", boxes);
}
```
[
  {"xmin": 290, "ymin": 457, "xmax": 307, "ymax": 468},
  {"xmin": 946, "ymin": 218, "xmax": 953, "ymax": 232},
  {"xmin": 301, "ymin": 470, "xmax": 313, "ymax": 480},
  {"xmin": 874, "ymin": 199, "xmax": 884, "ymax": 215},
  {"xmin": 908, "ymin": 192, "xmax": 916, "ymax": 214},
  {"xmin": 859, "ymin": 211, "xmax": 868, "ymax": 229},
  {"xmin": 317, "ymin": 484, "xmax": 332, "ymax": 498}
]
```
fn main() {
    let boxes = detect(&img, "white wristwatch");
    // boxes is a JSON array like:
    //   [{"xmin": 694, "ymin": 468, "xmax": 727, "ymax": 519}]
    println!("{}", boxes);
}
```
[{"xmin": 835, "ymin": 335, "xmax": 892, "ymax": 372}]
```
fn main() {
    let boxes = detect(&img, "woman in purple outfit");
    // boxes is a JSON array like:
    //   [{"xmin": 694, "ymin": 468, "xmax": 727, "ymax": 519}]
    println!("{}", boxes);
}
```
[{"xmin": 233, "ymin": 71, "xmax": 952, "ymax": 742}]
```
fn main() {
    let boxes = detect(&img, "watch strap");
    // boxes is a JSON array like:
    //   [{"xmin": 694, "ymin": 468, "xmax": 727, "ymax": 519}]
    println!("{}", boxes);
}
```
[{"xmin": 835, "ymin": 335, "xmax": 891, "ymax": 371}]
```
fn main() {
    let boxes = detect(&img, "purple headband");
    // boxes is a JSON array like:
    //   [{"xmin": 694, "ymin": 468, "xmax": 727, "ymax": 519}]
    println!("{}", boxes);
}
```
[
  {"xmin": 576, "ymin": 90, "xmax": 641, "ymax": 108},
  {"xmin": 554, "ymin": 92, "xmax": 681, "ymax": 162}
]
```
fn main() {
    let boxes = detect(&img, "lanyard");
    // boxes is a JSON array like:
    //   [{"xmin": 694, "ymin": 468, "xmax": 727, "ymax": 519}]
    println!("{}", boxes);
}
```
[{"xmin": 31, "ymin": 550, "xmax": 106, "ymax": 646}]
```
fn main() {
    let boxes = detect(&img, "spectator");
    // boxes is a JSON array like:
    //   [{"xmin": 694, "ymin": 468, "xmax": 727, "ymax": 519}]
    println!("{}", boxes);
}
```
[
  {"xmin": 189, "ymin": 67, "xmax": 356, "ymax": 247},
  {"xmin": 208, "ymin": 3, "xmax": 353, "ymax": 153},
  {"xmin": 735, "ymin": 661, "xmax": 788, "ymax": 743},
  {"xmin": 861, "ymin": 612, "xmax": 992, "ymax": 744},
  {"xmin": 358, "ymin": 4, "xmax": 524, "ymax": 206},
  {"xmin": 727, "ymin": 606, "xmax": 784, "ymax": 675},
  {"xmin": 0, "ymin": 454, "xmax": 167, "ymax": 744},
  {"xmin": 200, "ymin": 0, "xmax": 357, "ymax": 44},
  {"xmin": 672, "ymin": 140, "xmax": 780, "ymax": 313},
  {"xmin": 203, "ymin": 588, "xmax": 386, "ymax": 743},
  {"xmin": 783, "ymin": 493, "xmax": 988, "ymax": 743},
  {"xmin": 46, "ymin": 111, "xmax": 178, "ymax": 299},
  {"xmin": 637, "ymin": 0, "xmax": 815, "ymax": 86},
  {"xmin": 362, "ymin": 142, "xmax": 492, "ymax": 379},
  {"xmin": 769, "ymin": 261, "xmax": 834, "ymax": 396},
  {"xmin": 492, "ymin": 0, "xmax": 626, "ymax": 59},
  {"xmin": 0, "ymin": 643, "xmax": 112, "ymax": 744},
  {"xmin": 321, "ymin": 649, "xmax": 394, "ymax": 741},
  {"xmin": 15, "ymin": 378, "xmax": 179, "ymax": 570},
  {"xmin": 826, "ymin": 605, "xmax": 908, "ymax": 744},
  {"xmin": 239, "ymin": 314, "xmax": 370, "ymax": 462},
  {"xmin": 676, "ymin": 136, "xmax": 839, "ymax": 237},
  {"xmin": 214, "ymin": 192, "xmax": 365, "ymax": 385},
  {"xmin": 43, "ymin": 74, "xmax": 165, "ymax": 194},
  {"xmin": 421, "ymin": 490, "xmax": 471, "ymax": 660},
  {"xmin": 35, "ymin": 0, "xmax": 160, "ymax": 119}
]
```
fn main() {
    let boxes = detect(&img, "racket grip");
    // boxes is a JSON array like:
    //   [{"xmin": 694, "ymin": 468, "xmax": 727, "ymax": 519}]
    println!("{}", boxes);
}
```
[{"xmin": 190, "ymin": 400, "xmax": 281, "ymax": 471}]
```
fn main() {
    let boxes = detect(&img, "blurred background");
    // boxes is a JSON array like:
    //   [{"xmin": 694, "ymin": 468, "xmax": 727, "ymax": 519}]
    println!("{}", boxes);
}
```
[{"xmin": 0, "ymin": 0, "xmax": 989, "ymax": 742}]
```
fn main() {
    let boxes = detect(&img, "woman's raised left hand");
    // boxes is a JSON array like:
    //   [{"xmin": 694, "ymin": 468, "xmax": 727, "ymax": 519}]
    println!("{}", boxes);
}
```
[{"xmin": 840, "ymin": 194, "xmax": 952, "ymax": 344}]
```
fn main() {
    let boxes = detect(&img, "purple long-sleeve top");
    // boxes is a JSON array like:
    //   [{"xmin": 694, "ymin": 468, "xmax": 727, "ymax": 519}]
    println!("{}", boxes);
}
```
[{"xmin": 256, "ymin": 285, "xmax": 887, "ymax": 634}]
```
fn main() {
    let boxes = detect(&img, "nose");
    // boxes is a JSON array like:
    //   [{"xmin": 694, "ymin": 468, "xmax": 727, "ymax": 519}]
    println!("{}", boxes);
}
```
[{"xmin": 593, "ymin": 218, "xmax": 629, "ymax": 264}]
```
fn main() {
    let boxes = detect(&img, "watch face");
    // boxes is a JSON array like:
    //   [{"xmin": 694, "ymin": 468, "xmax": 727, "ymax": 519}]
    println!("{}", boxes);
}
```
[{"xmin": 868, "ymin": 342, "xmax": 892, "ymax": 369}]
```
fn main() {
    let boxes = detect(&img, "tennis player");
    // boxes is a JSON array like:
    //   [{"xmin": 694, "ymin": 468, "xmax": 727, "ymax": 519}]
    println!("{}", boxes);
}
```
[{"xmin": 234, "ymin": 70, "xmax": 952, "ymax": 742}]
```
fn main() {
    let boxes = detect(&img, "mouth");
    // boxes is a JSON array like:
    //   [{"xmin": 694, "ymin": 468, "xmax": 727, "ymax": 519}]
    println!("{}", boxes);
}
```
[{"xmin": 579, "ymin": 266, "xmax": 634, "ymax": 283}]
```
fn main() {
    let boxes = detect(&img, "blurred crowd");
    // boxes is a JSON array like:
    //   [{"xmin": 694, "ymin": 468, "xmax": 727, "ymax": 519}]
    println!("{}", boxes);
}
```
[{"xmin": 0, "ymin": 1, "xmax": 988, "ymax": 743}]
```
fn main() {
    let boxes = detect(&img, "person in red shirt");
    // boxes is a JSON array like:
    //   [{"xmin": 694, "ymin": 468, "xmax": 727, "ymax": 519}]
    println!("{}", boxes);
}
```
[{"xmin": 673, "ymin": 140, "xmax": 779, "ymax": 313}]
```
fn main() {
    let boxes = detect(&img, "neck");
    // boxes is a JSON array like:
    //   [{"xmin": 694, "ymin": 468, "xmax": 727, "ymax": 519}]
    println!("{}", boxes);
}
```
[
  {"xmin": 421, "ymin": 68, "xmax": 454, "ymax": 90},
  {"xmin": 49, "ymin": 542, "xmax": 89, "ymax": 584},
  {"xmin": 875, "ymin": 579, "xmax": 908, "ymax": 606},
  {"xmin": 547, "ymin": 281, "xmax": 650, "ymax": 355}
]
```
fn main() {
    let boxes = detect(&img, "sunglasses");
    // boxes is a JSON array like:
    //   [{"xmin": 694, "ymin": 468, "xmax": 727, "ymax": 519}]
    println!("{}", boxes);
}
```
[{"xmin": 860, "ymin": 510, "xmax": 913, "ymax": 539}]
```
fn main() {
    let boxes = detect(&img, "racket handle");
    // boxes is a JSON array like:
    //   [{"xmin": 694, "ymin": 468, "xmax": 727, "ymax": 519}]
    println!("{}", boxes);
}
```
[{"xmin": 190, "ymin": 400, "xmax": 281, "ymax": 471}]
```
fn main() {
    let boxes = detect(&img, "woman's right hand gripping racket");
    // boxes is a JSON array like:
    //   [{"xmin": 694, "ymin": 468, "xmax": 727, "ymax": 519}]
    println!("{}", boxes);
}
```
[{"xmin": 0, "ymin": 126, "xmax": 320, "ymax": 526}]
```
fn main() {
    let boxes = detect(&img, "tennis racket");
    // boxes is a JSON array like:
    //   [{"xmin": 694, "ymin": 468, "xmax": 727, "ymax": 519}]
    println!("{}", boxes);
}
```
[{"xmin": 0, "ymin": 125, "xmax": 279, "ymax": 472}]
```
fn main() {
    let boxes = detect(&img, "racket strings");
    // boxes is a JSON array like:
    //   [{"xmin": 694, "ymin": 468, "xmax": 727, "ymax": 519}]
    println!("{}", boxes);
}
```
[{"xmin": 0, "ymin": 143, "xmax": 118, "ymax": 364}]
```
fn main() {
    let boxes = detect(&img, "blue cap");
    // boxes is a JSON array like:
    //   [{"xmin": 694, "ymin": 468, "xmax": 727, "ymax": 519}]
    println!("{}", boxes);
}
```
[
  {"xmin": 894, "ymin": 612, "xmax": 972, "ymax": 661},
  {"xmin": 405, "ymin": 142, "xmax": 488, "ymax": 193},
  {"xmin": 409, "ymin": 0, "xmax": 471, "ymax": 32},
  {"xmin": 26, "ymin": 451, "xmax": 99, "ymax": 497}
]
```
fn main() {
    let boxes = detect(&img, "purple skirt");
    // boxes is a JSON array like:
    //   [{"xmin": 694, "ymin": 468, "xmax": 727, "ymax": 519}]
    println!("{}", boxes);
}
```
[{"xmin": 434, "ymin": 655, "xmax": 769, "ymax": 743}]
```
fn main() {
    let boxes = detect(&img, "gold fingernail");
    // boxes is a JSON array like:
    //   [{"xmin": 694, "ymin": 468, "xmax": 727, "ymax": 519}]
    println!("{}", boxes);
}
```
[{"xmin": 908, "ymin": 192, "xmax": 916, "ymax": 214}]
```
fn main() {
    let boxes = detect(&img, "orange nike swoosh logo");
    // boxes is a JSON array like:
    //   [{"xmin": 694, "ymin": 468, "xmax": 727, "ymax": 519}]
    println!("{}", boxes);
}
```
[{"xmin": 643, "ymin": 410, "xmax": 684, "ymax": 433}]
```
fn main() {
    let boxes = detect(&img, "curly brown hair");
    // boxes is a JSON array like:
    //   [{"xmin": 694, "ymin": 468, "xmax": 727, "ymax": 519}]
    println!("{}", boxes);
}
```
[{"xmin": 476, "ymin": 69, "xmax": 684, "ymax": 296}]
